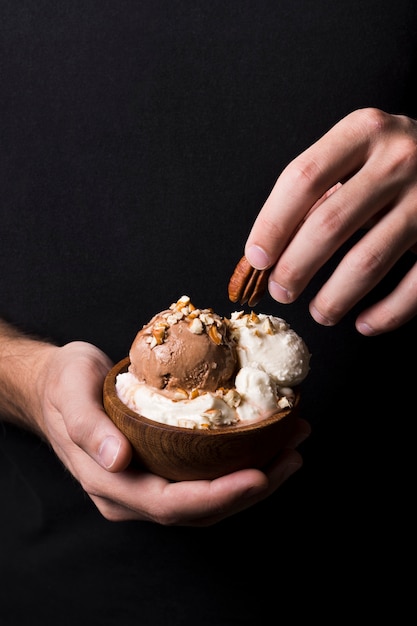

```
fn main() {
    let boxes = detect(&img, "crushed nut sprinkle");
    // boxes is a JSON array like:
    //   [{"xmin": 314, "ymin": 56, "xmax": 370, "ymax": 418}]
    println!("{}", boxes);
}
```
[
  {"xmin": 172, "ymin": 388, "xmax": 189, "ymax": 401},
  {"xmin": 215, "ymin": 387, "xmax": 241, "ymax": 408},
  {"xmin": 177, "ymin": 418, "xmax": 198, "ymax": 429},
  {"xmin": 147, "ymin": 296, "xmax": 229, "ymax": 348},
  {"xmin": 171, "ymin": 386, "xmax": 242, "ymax": 406},
  {"xmin": 230, "ymin": 310, "xmax": 288, "ymax": 336},
  {"xmin": 200, "ymin": 408, "xmax": 239, "ymax": 427}
]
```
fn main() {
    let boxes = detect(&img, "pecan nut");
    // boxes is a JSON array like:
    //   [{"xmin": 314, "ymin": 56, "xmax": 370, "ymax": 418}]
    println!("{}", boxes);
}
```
[{"xmin": 228, "ymin": 255, "xmax": 269, "ymax": 307}]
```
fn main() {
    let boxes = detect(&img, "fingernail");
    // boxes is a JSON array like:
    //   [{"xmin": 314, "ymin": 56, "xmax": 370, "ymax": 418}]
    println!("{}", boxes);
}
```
[
  {"xmin": 310, "ymin": 304, "xmax": 334, "ymax": 326},
  {"xmin": 356, "ymin": 321, "xmax": 376, "ymax": 336},
  {"xmin": 269, "ymin": 280, "xmax": 291, "ymax": 303},
  {"xmin": 246, "ymin": 245, "xmax": 270, "ymax": 270},
  {"xmin": 98, "ymin": 435, "xmax": 121, "ymax": 469}
]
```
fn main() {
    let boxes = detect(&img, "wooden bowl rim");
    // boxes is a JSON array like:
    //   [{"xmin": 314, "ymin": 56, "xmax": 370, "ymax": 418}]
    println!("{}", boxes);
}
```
[{"xmin": 104, "ymin": 357, "xmax": 299, "ymax": 437}]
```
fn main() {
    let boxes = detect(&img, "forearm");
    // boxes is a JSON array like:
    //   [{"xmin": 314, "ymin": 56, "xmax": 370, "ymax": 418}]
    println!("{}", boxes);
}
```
[{"xmin": 0, "ymin": 319, "xmax": 56, "ymax": 435}]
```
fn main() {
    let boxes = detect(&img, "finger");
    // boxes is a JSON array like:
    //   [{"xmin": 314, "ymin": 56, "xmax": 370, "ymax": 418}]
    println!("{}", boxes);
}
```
[
  {"xmin": 65, "ymin": 402, "xmax": 133, "ymax": 473},
  {"xmin": 308, "ymin": 195, "xmax": 417, "ymax": 326},
  {"xmin": 83, "ymin": 449, "xmax": 304, "ymax": 526},
  {"xmin": 355, "ymin": 259, "xmax": 417, "ymax": 334},
  {"xmin": 82, "ymin": 464, "xmax": 268, "ymax": 524},
  {"xmin": 51, "ymin": 358, "xmax": 133, "ymax": 472},
  {"xmin": 187, "ymin": 449, "xmax": 305, "ymax": 527},
  {"xmin": 245, "ymin": 110, "xmax": 376, "ymax": 270},
  {"xmin": 267, "ymin": 149, "xmax": 410, "ymax": 304},
  {"xmin": 285, "ymin": 417, "xmax": 311, "ymax": 448}
]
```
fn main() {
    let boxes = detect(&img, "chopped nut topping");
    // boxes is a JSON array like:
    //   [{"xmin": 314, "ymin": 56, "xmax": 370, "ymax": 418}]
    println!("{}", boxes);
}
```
[
  {"xmin": 178, "ymin": 418, "xmax": 198, "ymax": 429},
  {"xmin": 172, "ymin": 387, "xmax": 201, "ymax": 401},
  {"xmin": 151, "ymin": 325, "xmax": 167, "ymax": 345},
  {"xmin": 278, "ymin": 396, "xmax": 292, "ymax": 409},
  {"xmin": 172, "ymin": 388, "xmax": 189, "ymax": 401},
  {"xmin": 221, "ymin": 388, "xmax": 241, "ymax": 408},
  {"xmin": 201, "ymin": 408, "xmax": 223, "ymax": 425},
  {"xmin": 174, "ymin": 295, "xmax": 190, "ymax": 308},
  {"xmin": 200, "ymin": 312, "xmax": 214, "ymax": 326},
  {"xmin": 149, "ymin": 296, "xmax": 230, "ymax": 348},
  {"xmin": 262, "ymin": 317, "xmax": 274, "ymax": 334},
  {"xmin": 208, "ymin": 324, "xmax": 222, "ymax": 345},
  {"xmin": 229, "ymin": 311, "xmax": 289, "ymax": 339},
  {"xmin": 189, "ymin": 317, "xmax": 204, "ymax": 334}
]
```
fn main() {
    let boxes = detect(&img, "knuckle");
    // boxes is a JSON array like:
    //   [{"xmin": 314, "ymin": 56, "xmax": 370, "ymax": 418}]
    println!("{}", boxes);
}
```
[
  {"xmin": 275, "ymin": 257, "xmax": 305, "ymax": 290},
  {"xmin": 386, "ymin": 134, "xmax": 417, "ymax": 174},
  {"xmin": 348, "ymin": 107, "xmax": 391, "ymax": 137},
  {"xmin": 361, "ymin": 107, "xmax": 390, "ymax": 133},
  {"xmin": 284, "ymin": 155, "xmax": 325, "ymax": 194},
  {"xmin": 313, "ymin": 203, "xmax": 346, "ymax": 237},
  {"xmin": 256, "ymin": 213, "xmax": 288, "ymax": 242},
  {"xmin": 345, "ymin": 242, "xmax": 384, "ymax": 277},
  {"xmin": 399, "ymin": 135, "xmax": 417, "ymax": 170},
  {"xmin": 65, "ymin": 410, "xmax": 90, "ymax": 444},
  {"xmin": 315, "ymin": 291, "xmax": 345, "ymax": 321},
  {"xmin": 359, "ymin": 109, "xmax": 417, "ymax": 172}
]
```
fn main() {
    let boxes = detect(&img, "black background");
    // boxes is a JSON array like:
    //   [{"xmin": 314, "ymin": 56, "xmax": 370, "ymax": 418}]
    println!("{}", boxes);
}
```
[{"xmin": 1, "ymin": 2, "xmax": 416, "ymax": 623}]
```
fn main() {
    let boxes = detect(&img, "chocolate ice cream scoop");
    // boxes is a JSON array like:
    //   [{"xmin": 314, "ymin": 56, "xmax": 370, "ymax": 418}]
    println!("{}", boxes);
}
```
[{"xmin": 129, "ymin": 296, "xmax": 238, "ymax": 396}]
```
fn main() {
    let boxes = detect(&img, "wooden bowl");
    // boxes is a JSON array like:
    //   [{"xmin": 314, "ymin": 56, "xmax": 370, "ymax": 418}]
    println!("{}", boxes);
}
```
[{"xmin": 103, "ymin": 357, "xmax": 300, "ymax": 481}]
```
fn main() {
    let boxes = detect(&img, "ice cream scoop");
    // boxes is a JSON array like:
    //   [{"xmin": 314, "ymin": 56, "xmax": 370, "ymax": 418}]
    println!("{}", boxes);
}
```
[
  {"xmin": 229, "ymin": 311, "xmax": 310, "ymax": 387},
  {"xmin": 128, "ymin": 295, "xmax": 237, "ymax": 396}
]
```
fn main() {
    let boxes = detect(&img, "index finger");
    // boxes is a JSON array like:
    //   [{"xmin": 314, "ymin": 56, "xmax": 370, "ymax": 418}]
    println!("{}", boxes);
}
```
[{"xmin": 245, "ymin": 110, "xmax": 373, "ymax": 269}]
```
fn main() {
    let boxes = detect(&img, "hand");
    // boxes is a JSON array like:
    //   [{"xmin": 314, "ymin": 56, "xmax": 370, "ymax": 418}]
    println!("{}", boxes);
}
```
[
  {"xmin": 245, "ymin": 107, "xmax": 417, "ymax": 335},
  {"xmin": 37, "ymin": 341, "xmax": 310, "ymax": 526}
]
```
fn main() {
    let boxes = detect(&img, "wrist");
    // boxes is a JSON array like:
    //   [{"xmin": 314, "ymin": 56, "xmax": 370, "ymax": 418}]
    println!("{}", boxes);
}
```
[{"xmin": 0, "ymin": 320, "xmax": 58, "ymax": 436}]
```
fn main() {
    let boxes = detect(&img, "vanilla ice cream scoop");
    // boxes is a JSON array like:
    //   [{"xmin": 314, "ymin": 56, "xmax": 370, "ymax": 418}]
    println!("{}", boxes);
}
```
[{"xmin": 229, "ymin": 311, "xmax": 310, "ymax": 387}]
